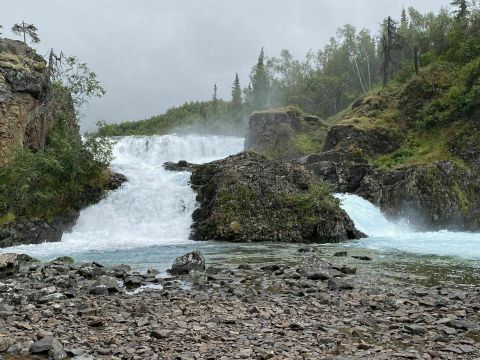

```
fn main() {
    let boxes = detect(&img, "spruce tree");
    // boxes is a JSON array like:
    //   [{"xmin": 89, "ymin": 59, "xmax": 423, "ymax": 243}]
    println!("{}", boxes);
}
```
[
  {"xmin": 381, "ymin": 17, "xmax": 401, "ymax": 86},
  {"xmin": 251, "ymin": 48, "xmax": 269, "ymax": 108},
  {"xmin": 231, "ymin": 73, "xmax": 242, "ymax": 112},
  {"xmin": 451, "ymin": 0, "xmax": 469, "ymax": 19},
  {"xmin": 11, "ymin": 22, "xmax": 40, "ymax": 43},
  {"xmin": 212, "ymin": 84, "xmax": 218, "ymax": 112}
]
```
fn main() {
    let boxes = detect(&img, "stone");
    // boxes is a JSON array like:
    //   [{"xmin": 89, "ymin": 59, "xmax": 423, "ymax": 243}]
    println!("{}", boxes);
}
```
[
  {"xmin": 170, "ymin": 251, "xmax": 206, "ymax": 275},
  {"xmin": 352, "ymin": 255, "xmax": 372, "ymax": 261},
  {"xmin": 333, "ymin": 251, "xmax": 348, "ymax": 257},
  {"xmin": 0, "ymin": 253, "xmax": 18, "ymax": 278},
  {"xmin": 404, "ymin": 324, "xmax": 426, "ymax": 335},
  {"xmin": 124, "ymin": 275, "xmax": 143, "ymax": 288},
  {"xmin": 29, "ymin": 336, "xmax": 63, "ymax": 354},
  {"xmin": 327, "ymin": 278, "xmax": 354, "ymax": 291}
]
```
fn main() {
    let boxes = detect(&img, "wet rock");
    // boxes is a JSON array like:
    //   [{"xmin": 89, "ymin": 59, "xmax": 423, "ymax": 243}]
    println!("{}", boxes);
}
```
[
  {"xmin": 30, "ymin": 336, "xmax": 66, "ymax": 358},
  {"xmin": 327, "ymin": 278, "xmax": 354, "ymax": 291},
  {"xmin": 51, "ymin": 256, "xmax": 74, "ymax": 264},
  {"xmin": 352, "ymin": 255, "xmax": 372, "ymax": 261},
  {"xmin": 170, "ymin": 251, "xmax": 205, "ymax": 275},
  {"xmin": 333, "ymin": 251, "xmax": 348, "ymax": 257},
  {"xmin": 124, "ymin": 275, "xmax": 143, "ymax": 288},
  {"xmin": 0, "ymin": 253, "xmax": 18, "ymax": 278},
  {"xmin": 163, "ymin": 160, "xmax": 198, "ymax": 172},
  {"xmin": 404, "ymin": 324, "xmax": 426, "ymax": 335},
  {"xmin": 190, "ymin": 151, "xmax": 364, "ymax": 243}
]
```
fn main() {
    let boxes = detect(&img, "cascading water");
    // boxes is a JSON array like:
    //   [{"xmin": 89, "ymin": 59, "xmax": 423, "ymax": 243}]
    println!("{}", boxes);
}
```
[
  {"xmin": 3, "ymin": 134, "xmax": 244, "ymax": 259},
  {"xmin": 336, "ymin": 193, "xmax": 480, "ymax": 260}
]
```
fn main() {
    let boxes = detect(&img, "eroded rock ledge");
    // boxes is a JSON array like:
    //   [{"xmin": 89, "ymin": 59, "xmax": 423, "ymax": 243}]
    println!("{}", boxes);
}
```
[
  {"xmin": 0, "ymin": 171, "xmax": 127, "ymax": 248},
  {"xmin": 190, "ymin": 151, "xmax": 364, "ymax": 243}
]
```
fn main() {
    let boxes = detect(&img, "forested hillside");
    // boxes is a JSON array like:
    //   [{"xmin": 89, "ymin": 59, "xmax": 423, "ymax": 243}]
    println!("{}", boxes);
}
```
[{"xmin": 103, "ymin": 1, "xmax": 480, "ymax": 137}]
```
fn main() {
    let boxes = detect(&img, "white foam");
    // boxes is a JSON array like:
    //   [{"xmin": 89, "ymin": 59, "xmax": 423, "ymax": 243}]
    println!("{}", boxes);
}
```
[
  {"xmin": 3, "ymin": 134, "xmax": 244, "ymax": 257},
  {"xmin": 336, "ymin": 193, "xmax": 480, "ymax": 260}
]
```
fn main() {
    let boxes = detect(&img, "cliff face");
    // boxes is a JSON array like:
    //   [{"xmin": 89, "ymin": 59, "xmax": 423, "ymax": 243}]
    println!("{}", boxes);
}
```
[
  {"xmin": 0, "ymin": 38, "xmax": 49, "ymax": 160},
  {"xmin": 244, "ymin": 107, "xmax": 327, "ymax": 160}
]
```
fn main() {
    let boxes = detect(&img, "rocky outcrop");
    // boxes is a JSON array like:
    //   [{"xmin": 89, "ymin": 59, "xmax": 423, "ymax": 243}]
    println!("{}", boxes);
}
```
[
  {"xmin": 301, "ymin": 151, "xmax": 480, "ymax": 230},
  {"xmin": 245, "ymin": 107, "xmax": 327, "ymax": 160},
  {"xmin": 190, "ymin": 151, "xmax": 364, "ymax": 243},
  {"xmin": 323, "ymin": 124, "xmax": 403, "ymax": 156},
  {"xmin": 170, "ymin": 251, "xmax": 206, "ymax": 275},
  {"xmin": 0, "ymin": 38, "xmax": 49, "ymax": 159},
  {"xmin": 0, "ymin": 171, "xmax": 127, "ymax": 248}
]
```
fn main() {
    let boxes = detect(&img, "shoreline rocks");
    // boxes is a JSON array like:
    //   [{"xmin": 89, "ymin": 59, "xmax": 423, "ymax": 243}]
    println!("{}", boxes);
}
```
[{"xmin": 0, "ymin": 251, "xmax": 478, "ymax": 359}]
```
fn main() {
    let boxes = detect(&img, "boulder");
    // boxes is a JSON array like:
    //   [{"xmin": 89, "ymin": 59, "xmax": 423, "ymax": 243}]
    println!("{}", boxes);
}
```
[
  {"xmin": 30, "ymin": 336, "xmax": 66, "ymax": 359},
  {"xmin": 245, "ymin": 107, "xmax": 327, "ymax": 160},
  {"xmin": 170, "ymin": 251, "xmax": 206, "ymax": 275},
  {"xmin": 296, "ymin": 256, "xmax": 345, "ymax": 280},
  {"xmin": 191, "ymin": 151, "xmax": 364, "ymax": 243},
  {"xmin": 0, "ymin": 253, "xmax": 19, "ymax": 278}
]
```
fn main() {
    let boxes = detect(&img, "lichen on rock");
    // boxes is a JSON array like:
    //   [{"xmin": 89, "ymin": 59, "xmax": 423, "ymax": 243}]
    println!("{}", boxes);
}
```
[{"xmin": 190, "ymin": 151, "xmax": 364, "ymax": 243}]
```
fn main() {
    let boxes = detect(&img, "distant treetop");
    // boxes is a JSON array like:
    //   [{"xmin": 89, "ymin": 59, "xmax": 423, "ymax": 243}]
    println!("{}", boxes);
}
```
[{"xmin": 11, "ymin": 22, "xmax": 40, "ymax": 44}]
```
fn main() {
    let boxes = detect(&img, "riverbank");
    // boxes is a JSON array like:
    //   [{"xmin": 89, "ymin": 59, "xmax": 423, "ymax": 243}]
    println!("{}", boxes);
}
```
[{"xmin": 0, "ymin": 250, "xmax": 479, "ymax": 360}]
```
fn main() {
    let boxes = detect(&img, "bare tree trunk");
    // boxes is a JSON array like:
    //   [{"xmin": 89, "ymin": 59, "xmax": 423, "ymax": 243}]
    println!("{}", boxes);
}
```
[
  {"xmin": 382, "ymin": 36, "xmax": 389, "ymax": 87},
  {"xmin": 366, "ymin": 52, "xmax": 371, "ymax": 90},
  {"xmin": 353, "ymin": 57, "xmax": 366, "ymax": 93}
]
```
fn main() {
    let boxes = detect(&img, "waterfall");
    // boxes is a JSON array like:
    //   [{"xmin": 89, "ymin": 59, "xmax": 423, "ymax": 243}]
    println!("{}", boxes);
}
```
[
  {"xmin": 336, "ymin": 193, "xmax": 480, "ymax": 260},
  {"xmin": 3, "ymin": 134, "xmax": 244, "ymax": 257}
]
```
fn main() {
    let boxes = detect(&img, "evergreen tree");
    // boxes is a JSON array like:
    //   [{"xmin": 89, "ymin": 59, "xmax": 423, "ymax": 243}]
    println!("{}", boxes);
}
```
[
  {"xmin": 381, "ymin": 16, "xmax": 401, "ymax": 86},
  {"xmin": 212, "ymin": 84, "xmax": 218, "ymax": 112},
  {"xmin": 231, "ymin": 73, "xmax": 242, "ymax": 112},
  {"xmin": 451, "ymin": 0, "xmax": 469, "ymax": 19},
  {"xmin": 11, "ymin": 22, "xmax": 40, "ymax": 43},
  {"xmin": 0, "ymin": 25, "xmax": 3, "ymax": 35},
  {"xmin": 251, "ymin": 48, "xmax": 269, "ymax": 108}
]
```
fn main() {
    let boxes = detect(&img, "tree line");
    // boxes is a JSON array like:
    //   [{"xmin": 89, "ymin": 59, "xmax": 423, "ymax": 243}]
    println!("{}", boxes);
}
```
[{"xmin": 216, "ymin": 0, "xmax": 479, "ymax": 120}]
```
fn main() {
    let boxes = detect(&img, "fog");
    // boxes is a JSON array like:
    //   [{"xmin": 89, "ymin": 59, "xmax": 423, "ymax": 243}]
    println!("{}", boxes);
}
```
[{"xmin": 3, "ymin": 0, "xmax": 451, "ymax": 132}]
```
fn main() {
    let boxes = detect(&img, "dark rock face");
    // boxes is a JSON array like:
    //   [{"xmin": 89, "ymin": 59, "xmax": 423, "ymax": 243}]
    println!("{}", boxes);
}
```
[
  {"xmin": 170, "ymin": 251, "xmax": 206, "ymax": 275},
  {"xmin": 245, "ymin": 108, "xmax": 326, "ymax": 160},
  {"xmin": 0, "ymin": 171, "xmax": 127, "ymax": 248},
  {"xmin": 163, "ymin": 160, "xmax": 198, "ymax": 172},
  {"xmin": 0, "ymin": 253, "xmax": 19, "ymax": 278},
  {"xmin": 190, "ymin": 151, "xmax": 364, "ymax": 243},
  {"xmin": 303, "ymin": 150, "xmax": 480, "ymax": 231},
  {"xmin": 323, "ymin": 124, "xmax": 403, "ymax": 156}
]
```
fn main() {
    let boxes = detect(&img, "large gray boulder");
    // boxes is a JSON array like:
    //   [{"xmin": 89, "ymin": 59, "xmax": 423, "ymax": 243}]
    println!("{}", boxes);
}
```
[
  {"xmin": 191, "ymin": 151, "xmax": 364, "ymax": 243},
  {"xmin": 170, "ymin": 251, "xmax": 206, "ymax": 275}
]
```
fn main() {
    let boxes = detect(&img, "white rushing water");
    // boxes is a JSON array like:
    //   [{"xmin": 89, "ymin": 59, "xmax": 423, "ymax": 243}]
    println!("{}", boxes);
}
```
[
  {"xmin": 4, "ymin": 134, "xmax": 244, "ymax": 258},
  {"xmin": 3, "ymin": 135, "xmax": 480, "ymax": 263},
  {"xmin": 336, "ymin": 193, "xmax": 480, "ymax": 260}
]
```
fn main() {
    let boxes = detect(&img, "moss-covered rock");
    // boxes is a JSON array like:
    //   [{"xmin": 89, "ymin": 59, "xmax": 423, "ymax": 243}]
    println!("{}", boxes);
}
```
[
  {"xmin": 245, "ymin": 107, "xmax": 327, "ymax": 160},
  {"xmin": 190, "ymin": 151, "xmax": 364, "ymax": 243}
]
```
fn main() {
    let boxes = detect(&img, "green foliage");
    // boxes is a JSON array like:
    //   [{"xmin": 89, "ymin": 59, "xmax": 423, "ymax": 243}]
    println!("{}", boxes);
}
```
[
  {"xmin": 99, "ymin": 99, "xmax": 245, "ymax": 136},
  {"xmin": 0, "ymin": 122, "xmax": 108, "ymax": 220},
  {"xmin": 11, "ymin": 22, "xmax": 40, "ymax": 43}
]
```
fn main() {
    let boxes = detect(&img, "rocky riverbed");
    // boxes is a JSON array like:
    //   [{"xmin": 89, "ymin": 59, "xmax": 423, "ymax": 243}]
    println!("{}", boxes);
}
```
[{"xmin": 0, "ymin": 251, "xmax": 479, "ymax": 360}]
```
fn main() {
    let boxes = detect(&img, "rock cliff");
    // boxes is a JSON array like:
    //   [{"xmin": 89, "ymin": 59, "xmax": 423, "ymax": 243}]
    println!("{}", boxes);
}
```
[
  {"xmin": 245, "ymin": 107, "xmax": 327, "ymax": 160},
  {"xmin": 0, "ymin": 38, "xmax": 50, "ymax": 159},
  {"xmin": 190, "ymin": 151, "xmax": 364, "ymax": 243}
]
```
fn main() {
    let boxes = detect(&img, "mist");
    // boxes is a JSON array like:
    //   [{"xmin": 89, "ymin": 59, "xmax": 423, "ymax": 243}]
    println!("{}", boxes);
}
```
[{"xmin": 2, "ymin": 0, "xmax": 451, "ymax": 132}]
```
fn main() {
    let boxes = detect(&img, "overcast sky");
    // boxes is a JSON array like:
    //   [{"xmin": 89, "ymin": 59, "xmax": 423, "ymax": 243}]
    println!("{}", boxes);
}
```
[{"xmin": 3, "ymin": 0, "xmax": 451, "ymax": 132}]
